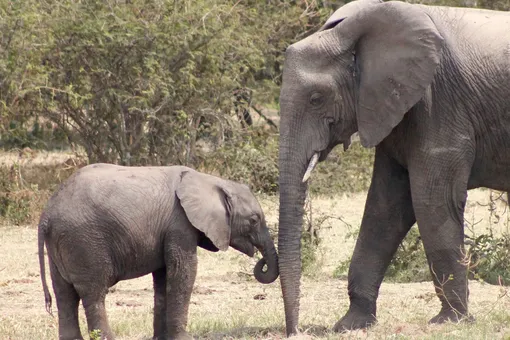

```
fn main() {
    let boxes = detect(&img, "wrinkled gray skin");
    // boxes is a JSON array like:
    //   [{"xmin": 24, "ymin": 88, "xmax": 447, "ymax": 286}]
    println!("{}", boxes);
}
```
[
  {"xmin": 278, "ymin": 0, "xmax": 510, "ymax": 336},
  {"xmin": 38, "ymin": 164, "xmax": 278, "ymax": 340}
]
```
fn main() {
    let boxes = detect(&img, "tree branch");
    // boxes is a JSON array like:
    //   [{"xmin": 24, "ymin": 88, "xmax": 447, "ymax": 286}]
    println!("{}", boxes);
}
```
[{"xmin": 250, "ymin": 105, "xmax": 278, "ymax": 130}]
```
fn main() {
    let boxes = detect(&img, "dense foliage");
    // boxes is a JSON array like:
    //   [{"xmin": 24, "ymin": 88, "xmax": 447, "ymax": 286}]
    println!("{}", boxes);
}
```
[{"xmin": 0, "ymin": 0, "xmax": 327, "ymax": 167}]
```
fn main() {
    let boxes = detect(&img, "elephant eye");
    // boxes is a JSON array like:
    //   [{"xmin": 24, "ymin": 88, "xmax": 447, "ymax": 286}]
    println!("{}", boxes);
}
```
[
  {"xmin": 249, "ymin": 214, "xmax": 260, "ymax": 226},
  {"xmin": 309, "ymin": 92, "xmax": 324, "ymax": 106}
]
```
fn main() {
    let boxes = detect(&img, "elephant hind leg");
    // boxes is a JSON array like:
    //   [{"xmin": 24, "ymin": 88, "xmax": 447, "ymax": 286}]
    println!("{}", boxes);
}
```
[
  {"xmin": 334, "ymin": 148, "xmax": 416, "ymax": 332},
  {"xmin": 78, "ymin": 287, "xmax": 113, "ymax": 340},
  {"xmin": 410, "ymin": 150, "xmax": 474, "ymax": 325},
  {"xmin": 152, "ymin": 267, "xmax": 167, "ymax": 339},
  {"xmin": 49, "ymin": 260, "xmax": 83, "ymax": 340}
]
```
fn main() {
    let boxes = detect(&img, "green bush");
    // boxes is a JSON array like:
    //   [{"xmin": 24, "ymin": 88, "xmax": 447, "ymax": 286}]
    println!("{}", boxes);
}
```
[
  {"xmin": 333, "ymin": 227, "xmax": 430, "ymax": 282},
  {"xmin": 310, "ymin": 141, "xmax": 375, "ymax": 195},
  {"xmin": 467, "ymin": 233, "xmax": 510, "ymax": 286},
  {"xmin": 201, "ymin": 127, "xmax": 279, "ymax": 194},
  {"xmin": 0, "ymin": 154, "xmax": 85, "ymax": 226},
  {"xmin": 200, "ymin": 131, "xmax": 373, "ymax": 195},
  {"xmin": 0, "ymin": 0, "xmax": 331, "ymax": 167},
  {"xmin": 334, "ymin": 223, "xmax": 510, "ymax": 286},
  {"xmin": 0, "ymin": 165, "xmax": 49, "ymax": 226},
  {"xmin": 384, "ymin": 228, "xmax": 430, "ymax": 283},
  {"xmin": 0, "ymin": 189, "xmax": 38, "ymax": 226}
]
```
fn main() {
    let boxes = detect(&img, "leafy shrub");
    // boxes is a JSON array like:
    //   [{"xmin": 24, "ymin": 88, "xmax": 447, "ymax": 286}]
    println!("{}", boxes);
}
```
[
  {"xmin": 0, "ymin": 165, "xmax": 49, "ymax": 226},
  {"xmin": 384, "ymin": 228, "xmax": 430, "ymax": 282},
  {"xmin": 89, "ymin": 330, "xmax": 102, "ymax": 340},
  {"xmin": 0, "ymin": 0, "xmax": 330, "ymax": 166},
  {"xmin": 333, "ymin": 227, "xmax": 430, "ymax": 282},
  {"xmin": 334, "ymin": 227, "xmax": 510, "ymax": 285},
  {"xmin": 467, "ymin": 233, "xmax": 510, "ymax": 285},
  {"xmin": 463, "ymin": 190, "xmax": 510, "ymax": 286},
  {"xmin": 0, "ymin": 119, "xmax": 70, "ymax": 150},
  {"xmin": 202, "ymin": 133, "xmax": 374, "ymax": 195},
  {"xmin": 310, "ymin": 141, "xmax": 375, "ymax": 195},
  {"xmin": 201, "ymin": 127, "xmax": 279, "ymax": 194},
  {"xmin": 477, "ymin": 0, "xmax": 510, "ymax": 10},
  {"xmin": 301, "ymin": 228, "xmax": 322, "ymax": 277},
  {"xmin": 0, "ymin": 188, "xmax": 43, "ymax": 226},
  {"xmin": 0, "ymin": 153, "xmax": 85, "ymax": 226},
  {"xmin": 0, "ymin": 0, "xmax": 374, "ymax": 196}
]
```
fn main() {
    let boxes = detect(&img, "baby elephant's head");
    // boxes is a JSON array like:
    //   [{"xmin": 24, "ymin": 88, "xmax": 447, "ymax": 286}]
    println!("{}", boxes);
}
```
[{"xmin": 176, "ymin": 170, "xmax": 279, "ymax": 284}]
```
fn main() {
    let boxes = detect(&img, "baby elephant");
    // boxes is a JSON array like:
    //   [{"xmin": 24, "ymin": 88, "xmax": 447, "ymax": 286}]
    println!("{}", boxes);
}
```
[{"xmin": 38, "ymin": 164, "xmax": 278, "ymax": 340}]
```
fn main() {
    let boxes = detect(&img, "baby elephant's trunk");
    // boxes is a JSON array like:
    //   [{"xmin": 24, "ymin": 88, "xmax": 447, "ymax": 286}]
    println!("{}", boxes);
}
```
[{"xmin": 254, "ymin": 226, "xmax": 279, "ymax": 284}]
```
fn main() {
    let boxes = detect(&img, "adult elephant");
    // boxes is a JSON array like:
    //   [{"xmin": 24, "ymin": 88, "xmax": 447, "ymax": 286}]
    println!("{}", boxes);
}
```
[{"xmin": 277, "ymin": 0, "xmax": 510, "ymax": 336}]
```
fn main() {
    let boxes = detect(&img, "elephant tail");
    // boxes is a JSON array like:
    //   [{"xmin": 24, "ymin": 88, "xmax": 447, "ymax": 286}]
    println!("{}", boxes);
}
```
[{"xmin": 38, "ymin": 213, "xmax": 53, "ymax": 316}]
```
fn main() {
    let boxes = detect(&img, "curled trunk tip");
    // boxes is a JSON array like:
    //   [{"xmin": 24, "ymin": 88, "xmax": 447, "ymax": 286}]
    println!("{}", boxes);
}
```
[{"xmin": 254, "ymin": 258, "xmax": 279, "ymax": 284}]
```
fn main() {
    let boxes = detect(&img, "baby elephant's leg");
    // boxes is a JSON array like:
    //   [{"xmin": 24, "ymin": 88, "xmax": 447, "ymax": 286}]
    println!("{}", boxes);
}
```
[
  {"xmin": 49, "ymin": 261, "xmax": 83, "ymax": 340},
  {"xmin": 164, "ymin": 247, "xmax": 198, "ymax": 340},
  {"xmin": 80, "ymin": 288, "xmax": 113, "ymax": 340},
  {"xmin": 73, "ymin": 269, "xmax": 114, "ymax": 339},
  {"xmin": 152, "ymin": 268, "xmax": 167, "ymax": 339}
]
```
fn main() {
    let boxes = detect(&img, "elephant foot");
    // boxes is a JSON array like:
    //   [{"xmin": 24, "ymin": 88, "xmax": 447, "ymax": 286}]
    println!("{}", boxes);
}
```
[
  {"xmin": 333, "ymin": 296, "xmax": 377, "ymax": 332},
  {"xmin": 429, "ymin": 308, "xmax": 474, "ymax": 325},
  {"xmin": 333, "ymin": 310, "xmax": 376, "ymax": 332}
]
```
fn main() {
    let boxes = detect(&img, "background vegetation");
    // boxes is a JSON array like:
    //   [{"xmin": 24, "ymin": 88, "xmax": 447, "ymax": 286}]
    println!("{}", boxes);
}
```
[
  {"xmin": 1, "ymin": 0, "xmax": 508, "ymax": 190},
  {"xmin": 1, "ymin": 0, "xmax": 510, "ymax": 288}
]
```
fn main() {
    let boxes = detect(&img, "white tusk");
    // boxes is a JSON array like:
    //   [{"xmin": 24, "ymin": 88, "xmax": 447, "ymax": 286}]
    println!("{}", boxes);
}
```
[{"xmin": 302, "ymin": 153, "xmax": 319, "ymax": 183}]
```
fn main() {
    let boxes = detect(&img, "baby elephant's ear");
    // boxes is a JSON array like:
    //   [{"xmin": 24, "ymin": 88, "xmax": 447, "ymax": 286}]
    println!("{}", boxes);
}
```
[{"xmin": 176, "ymin": 171, "xmax": 231, "ymax": 251}]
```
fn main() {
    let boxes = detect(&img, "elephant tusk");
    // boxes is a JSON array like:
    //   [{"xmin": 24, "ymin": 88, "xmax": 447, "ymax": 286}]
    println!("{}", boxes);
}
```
[{"xmin": 302, "ymin": 152, "xmax": 319, "ymax": 183}]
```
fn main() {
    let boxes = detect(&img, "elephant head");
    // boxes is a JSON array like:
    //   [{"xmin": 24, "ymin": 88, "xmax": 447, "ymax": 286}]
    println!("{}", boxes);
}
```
[
  {"xmin": 277, "ymin": 0, "xmax": 443, "ymax": 335},
  {"xmin": 177, "ymin": 170, "xmax": 278, "ymax": 284}
]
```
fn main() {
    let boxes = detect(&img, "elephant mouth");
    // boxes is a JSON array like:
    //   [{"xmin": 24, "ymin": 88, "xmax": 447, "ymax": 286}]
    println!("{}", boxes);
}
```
[
  {"xmin": 232, "ymin": 243, "xmax": 255, "ymax": 257},
  {"xmin": 319, "ymin": 147, "xmax": 333, "ymax": 161}
]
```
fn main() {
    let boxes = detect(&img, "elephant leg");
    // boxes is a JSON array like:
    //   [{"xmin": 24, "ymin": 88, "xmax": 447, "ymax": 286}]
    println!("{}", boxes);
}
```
[
  {"xmin": 80, "ymin": 288, "xmax": 113, "ymax": 340},
  {"xmin": 334, "ymin": 148, "xmax": 416, "ymax": 332},
  {"xmin": 49, "ymin": 261, "xmax": 83, "ymax": 340},
  {"xmin": 165, "ymin": 247, "xmax": 197, "ymax": 340},
  {"xmin": 409, "ymin": 156, "xmax": 473, "ymax": 324},
  {"xmin": 152, "ymin": 267, "xmax": 167, "ymax": 339}
]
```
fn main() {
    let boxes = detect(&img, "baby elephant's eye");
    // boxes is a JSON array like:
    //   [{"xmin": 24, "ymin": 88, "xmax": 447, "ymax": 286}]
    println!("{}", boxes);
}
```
[{"xmin": 309, "ymin": 92, "xmax": 324, "ymax": 106}]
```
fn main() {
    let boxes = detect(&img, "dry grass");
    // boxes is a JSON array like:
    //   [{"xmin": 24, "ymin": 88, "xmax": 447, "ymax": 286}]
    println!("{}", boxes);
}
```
[{"xmin": 2, "ymin": 188, "xmax": 510, "ymax": 339}]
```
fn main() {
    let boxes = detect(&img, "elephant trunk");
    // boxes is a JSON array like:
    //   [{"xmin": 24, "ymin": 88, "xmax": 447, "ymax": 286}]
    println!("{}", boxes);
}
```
[
  {"xmin": 278, "ymin": 128, "xmax": 308, "ymax": 336},
  {"xmin": 254, "ymin": 226, "xmax": 279, "ymax": 284}
]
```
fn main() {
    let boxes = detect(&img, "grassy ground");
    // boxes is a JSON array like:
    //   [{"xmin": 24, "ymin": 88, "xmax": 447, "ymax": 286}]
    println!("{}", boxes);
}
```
[{"xmin": 2, "ymin": 188, "xmax": 510, "ymax": 339}]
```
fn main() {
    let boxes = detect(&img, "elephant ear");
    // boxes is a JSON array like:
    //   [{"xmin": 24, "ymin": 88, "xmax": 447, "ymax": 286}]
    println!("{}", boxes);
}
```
[
  {"xmin": 330, "ymin": 1, "xmax": 444, "ymax": 147},
  {"xmin": 319, "ymin": 0, "xmax": 382, "ymax": 31},
  {"xmin": 176, "ymin": 171, "xmax": 231, "ymax": 251}
]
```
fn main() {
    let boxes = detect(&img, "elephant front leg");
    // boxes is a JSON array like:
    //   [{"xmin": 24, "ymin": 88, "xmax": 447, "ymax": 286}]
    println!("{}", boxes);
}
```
[
  {"xmin": 410, "ymin": 161, "xmax": 473, "ymax": 324},
  {"xmin": 334, "ymin": 148, "xmax": 416, "ymax": 332},
  {"xmin": 164, "ymin": 247, "xmax": 198, "ymax": 340}
]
